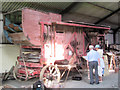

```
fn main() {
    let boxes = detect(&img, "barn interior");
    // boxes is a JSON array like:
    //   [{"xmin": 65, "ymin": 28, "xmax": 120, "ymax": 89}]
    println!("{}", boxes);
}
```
[{"xmin": 0, "ymin": 1, "xmax": 120, "ymax": 89}]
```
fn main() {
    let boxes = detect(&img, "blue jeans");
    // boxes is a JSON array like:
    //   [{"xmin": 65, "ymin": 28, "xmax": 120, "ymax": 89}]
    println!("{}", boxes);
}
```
[
  {"xmin": 102, "ymin": 68, "xmax": 104, "ymax": 75},
  {"xmin": 89, "ymin": 61, "xmax": 99, "ymax": 83}
]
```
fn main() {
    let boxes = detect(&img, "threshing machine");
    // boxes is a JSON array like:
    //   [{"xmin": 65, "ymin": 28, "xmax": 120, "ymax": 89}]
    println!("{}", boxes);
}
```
[{"xmin": 3, "ymin": 8, "xmax": 110, "ymax": 87}]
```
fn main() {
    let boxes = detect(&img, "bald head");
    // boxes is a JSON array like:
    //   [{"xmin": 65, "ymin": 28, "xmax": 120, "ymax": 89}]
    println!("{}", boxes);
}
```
[{"xmin": 89, "ymin": 45, "xmax": 94, "ymax": 50}]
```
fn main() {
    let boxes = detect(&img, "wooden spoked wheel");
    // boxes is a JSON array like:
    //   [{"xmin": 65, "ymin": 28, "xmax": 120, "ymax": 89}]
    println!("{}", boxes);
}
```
[
  {"xmin": 13, "ymin": 64, "xmax": 28, "ymax": 81},
  {"xmin": 40, "ymin": 65, "xmax": 60, "ymax": 88}
]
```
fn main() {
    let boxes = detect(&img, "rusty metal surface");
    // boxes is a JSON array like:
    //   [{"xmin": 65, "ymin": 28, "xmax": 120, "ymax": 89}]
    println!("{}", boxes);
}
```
[{"xmin": 22, "ymin": 8, "xmax": 61, "ymax": 46}]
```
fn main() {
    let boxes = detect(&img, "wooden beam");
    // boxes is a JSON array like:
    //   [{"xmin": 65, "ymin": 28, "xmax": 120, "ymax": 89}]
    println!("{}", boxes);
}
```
[
  {"xmin": 95, "ymin": 8, "xmax": 120, "ymax": 24},
  {"xmin": 114, "ymin": 27, "xmax": 120, "ymax": 33},
  {"xmin": 113, "ymin": 32, "xmax": 116, "ymax": 44},
  {"xmin": 59, "ymin": 2, "xmax": 78, "ymax": 15},
  {"xmin": 112, "ymin": 27, "xmax": 120, "ymax": 44},
  {"xmin": 87, "ymin": 2, "xmax": 113, "ymax": 12}
]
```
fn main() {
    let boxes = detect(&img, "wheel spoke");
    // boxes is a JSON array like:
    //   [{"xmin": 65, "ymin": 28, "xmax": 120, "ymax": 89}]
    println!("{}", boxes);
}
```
[
  {"xmin": 50, "ymin": 67, "xmax": 54, "ymax": 74},
  {"xmin": 52, "ymin": 73, "xmax": 59, "ymax": 77},
  {"xmin": 52, "ymin": 70, "xmax": 57, "ymax": 75},
  {"xmin": 49, "ymin": 66, "xmax": 52, "ymax": 71}
]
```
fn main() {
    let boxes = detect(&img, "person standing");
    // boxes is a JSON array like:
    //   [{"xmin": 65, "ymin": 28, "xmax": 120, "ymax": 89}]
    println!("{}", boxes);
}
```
[
  {"xmin": 86, "ymin": 45, "xmax": 100, "ymax": 84},
  {"xmin": 95, "ymin": 45, "xmax": 105, "ymax": 82}
]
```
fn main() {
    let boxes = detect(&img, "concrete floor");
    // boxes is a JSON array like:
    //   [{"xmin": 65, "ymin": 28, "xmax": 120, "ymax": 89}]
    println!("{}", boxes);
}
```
[
  {"xmin": 64, "ymin": 72, "xmax": 118, "ymax": 88},
  {"xmin": 2, "ymin": 71, "xmax": 119, "ymax": 89}
]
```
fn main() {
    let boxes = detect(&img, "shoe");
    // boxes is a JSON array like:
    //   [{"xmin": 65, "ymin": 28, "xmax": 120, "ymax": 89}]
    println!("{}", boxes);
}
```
[
  {"xmin": 96, "ymin": 82, "xmax": 99, "ymax": 84},
  {"xmin": 90, "ymin": 82, "xmax": 94, "ymax": 85}
]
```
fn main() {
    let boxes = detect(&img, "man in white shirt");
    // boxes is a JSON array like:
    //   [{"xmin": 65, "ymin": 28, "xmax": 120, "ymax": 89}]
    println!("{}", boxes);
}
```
[{"xmin": 86, "ymin": 45, "xmax": 100, "ymax": 84}]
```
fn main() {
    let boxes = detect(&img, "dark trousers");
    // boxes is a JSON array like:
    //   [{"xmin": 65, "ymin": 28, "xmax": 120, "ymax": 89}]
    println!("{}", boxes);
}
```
[{"xmin": 89, "ymin": 61, "xmax": 99, "ymax": 83}]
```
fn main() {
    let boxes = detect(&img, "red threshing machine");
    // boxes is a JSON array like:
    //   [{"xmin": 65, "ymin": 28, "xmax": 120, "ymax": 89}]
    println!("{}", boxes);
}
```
[{"xmin": 3, "ymin": 8, "xmax": 110, "ymax": 87}]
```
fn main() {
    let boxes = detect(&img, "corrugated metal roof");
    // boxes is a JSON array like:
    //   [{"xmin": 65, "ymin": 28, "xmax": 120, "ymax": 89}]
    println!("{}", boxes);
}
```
[
  {"xmin": 70, "ymin": 3, "xmax": 111, "ymax": 18},
  {"xmin": 105, "ymin": 14, "xmax": 118, "ymax": 25},
  {"xmin": 2, "ymin": 2, "xmax": 72, "ymax": 13},
  {"xmin": 1, "ymin": 2, "xmax": 119, "ymax": 31},
  {"xmin": 37, "ymin": 2, "xmax": 72, "ymax": 10},
  {"xmin": 62, "ymin": 11, "xmax": 100, "ymax": 23},
  {"xmin": 92, "ymin": 2, "xmax": 118, "ymax": 11}
]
